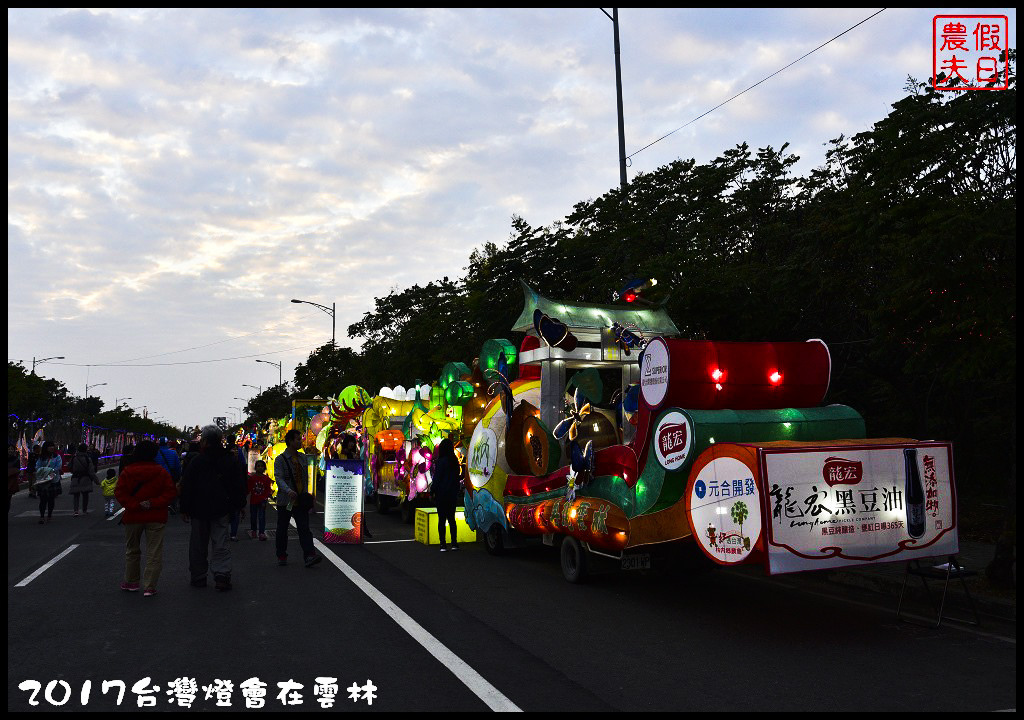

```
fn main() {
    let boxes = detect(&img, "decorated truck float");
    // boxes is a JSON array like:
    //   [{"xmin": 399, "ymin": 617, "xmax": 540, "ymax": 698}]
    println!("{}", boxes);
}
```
[{"xmin": 455, "ymin": 282, "xmax": 957, "ymax": 582}]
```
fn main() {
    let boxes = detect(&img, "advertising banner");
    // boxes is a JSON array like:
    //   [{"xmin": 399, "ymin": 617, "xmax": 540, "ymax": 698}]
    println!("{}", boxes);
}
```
[
  {"xmin": 323, "ymin": 459, "xmax": 364, "ymax": 544},
  {"xmin": 760, "ymin": 442, "xmax": 957, "ymax": 574}
]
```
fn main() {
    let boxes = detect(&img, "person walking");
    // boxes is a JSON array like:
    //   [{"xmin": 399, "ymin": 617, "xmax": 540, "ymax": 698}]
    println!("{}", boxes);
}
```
[
  {"xmin": 35, "ymin": 441, "xmax": 63, "ymax": 524},
  {"xmin": 27, "ymin": 445, "xmax": 41, "ymax": 498},
  {"xmin": 430, "ymin": 438, "xmax": 463, "ymax": 552},
  {"xmin": 246, "ymin": 459, "xmax": 273, "ymax": 540},
  {"xmin": 114, "ymin": 441, "xmax": 177, "ymax": 596},
  {"xmin": 273, "ymin": 429, "xmax": 321, "ymax": 567},
  {"xmin": 101, "ymin": 468, "xmax": 119, "ymax": 517},
  {"xmin": 68, "ymin": 443, "xmax": 99, "ymax": 516},
  {"xmin": 180, "ymin": 425, "xmax": 247, "ymax": 591}
]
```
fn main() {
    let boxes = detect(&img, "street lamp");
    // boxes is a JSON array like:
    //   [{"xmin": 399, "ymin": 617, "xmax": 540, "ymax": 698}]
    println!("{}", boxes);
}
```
[
  {"xmin": 255, "ymin": 359, "xmax": 282, "ymax": 386},
  {"xmin": 291, "ymin": 298, "xmax": 336, "ymax": 346},
  {"xmin": 116, "ymin": 396, "xmax": 132, "ymax": 408},
  {"xmin": 32, "ymin": 356, "xmax": 65, "ymax": 374},
  {"xmin": 242, "ymin": 384, "xmax": 262, "ymax": 394},
  {"xmin": 85, "ymin": 382, "xmax": 108, "ymax": 398}
]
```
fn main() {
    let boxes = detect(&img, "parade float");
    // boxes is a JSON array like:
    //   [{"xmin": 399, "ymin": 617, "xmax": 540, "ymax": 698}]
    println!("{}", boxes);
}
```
[{"xmin": 455, "ymin": 281, "xmax": 958, "ymax": 582}]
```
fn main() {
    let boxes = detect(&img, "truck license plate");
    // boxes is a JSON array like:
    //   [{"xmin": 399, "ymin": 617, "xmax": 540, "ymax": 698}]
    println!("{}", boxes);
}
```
[{"xmin": 621, "ymin": 554, "xmax": 650, "ymax": 571}]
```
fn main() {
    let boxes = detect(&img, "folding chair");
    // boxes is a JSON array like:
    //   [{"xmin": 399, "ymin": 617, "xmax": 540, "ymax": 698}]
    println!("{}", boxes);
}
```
[{"xmin": 896, "ymin": 555, "xmax": 981, "ymax": 628}]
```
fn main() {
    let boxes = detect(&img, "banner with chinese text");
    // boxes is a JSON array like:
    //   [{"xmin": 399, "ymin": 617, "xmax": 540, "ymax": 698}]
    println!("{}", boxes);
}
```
[
  {"xmin": 324, "ymin": 459, "xmax": 364, "ymax": 544},
  {"xmin": 760, "ymin": 442, "xmax": 957, "ymax": 574}
]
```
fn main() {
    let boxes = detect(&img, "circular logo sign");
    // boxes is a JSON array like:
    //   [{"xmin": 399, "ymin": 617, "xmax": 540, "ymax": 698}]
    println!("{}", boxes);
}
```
[
  {"xmin": 688, "ymin": 457, "xmax": 761, "ymax": 565},
  {"xmin": 654, "ymin": 410, "xmax": 693, "ymax": 471},
  {"xmin": 640, "ymin": 337, "xmax": 669, "ymax": 408},
  {"xmin": 467, "ymin": 424, "xmax": 497, "ymax": 489}
]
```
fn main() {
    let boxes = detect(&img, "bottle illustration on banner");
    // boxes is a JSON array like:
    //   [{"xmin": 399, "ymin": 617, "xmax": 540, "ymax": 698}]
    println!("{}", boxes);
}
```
[{"xmin": 904, "ymin": 447, "xmax": 926, "ymax": 539}]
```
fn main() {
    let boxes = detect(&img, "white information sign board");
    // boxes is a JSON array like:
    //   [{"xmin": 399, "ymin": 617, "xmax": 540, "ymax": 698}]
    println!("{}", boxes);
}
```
[
  {"xmin": 761, "ymin": 442, "xmax": 958, "ymax": 574},
  {"xmin": 324, "ymin": 459, "xmax": 364, "ymax": 544}
]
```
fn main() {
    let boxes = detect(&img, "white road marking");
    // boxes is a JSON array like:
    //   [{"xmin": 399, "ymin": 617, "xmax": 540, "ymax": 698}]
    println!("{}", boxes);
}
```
[
  {"xmin": 15, "ymin": 545, "xmax": 80, "ymax": 587},
  {"xmin": 314, "ymin": 538, "xmax": 521, "ymax": 712},
  {"xmin": 363, "ymin": 539, "xmax": 416, "ymax": 544},
  {"xmin": 107, "ymin": 507, "xmax": 125, "ymax": 521},
  {"xmin": 294, "ymin": 514, "xmax": 519, "ymax": 712}
]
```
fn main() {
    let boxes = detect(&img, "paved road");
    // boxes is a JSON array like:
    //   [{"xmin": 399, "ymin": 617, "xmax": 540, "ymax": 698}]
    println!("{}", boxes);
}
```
[{"xmin": 7, "ymin": 481, "xmax": 1017, "ymax": 712}]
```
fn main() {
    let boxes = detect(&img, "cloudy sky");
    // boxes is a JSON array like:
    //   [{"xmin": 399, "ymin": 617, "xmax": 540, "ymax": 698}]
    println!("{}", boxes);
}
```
[{"xmin": 8, "ymin": 7, "xmax": 1016, "ymax": 430}]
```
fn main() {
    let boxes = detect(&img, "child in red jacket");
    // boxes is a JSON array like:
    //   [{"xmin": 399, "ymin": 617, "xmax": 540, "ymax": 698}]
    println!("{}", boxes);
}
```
[{"xmin": 247, "ymin": 460, "xmax": 273, "ymax": 540}]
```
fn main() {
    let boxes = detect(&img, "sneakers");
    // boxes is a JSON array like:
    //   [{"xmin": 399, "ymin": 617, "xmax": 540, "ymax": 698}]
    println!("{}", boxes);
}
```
[
  {"xmin": 439, "ymin": 546, "xmax": 448, "ymax": 553},
  {"xmin": 229, "ymin": 536, "xmax": 239, "ymax": 542},
  {"xmin": 214, "ymin": 575, "xmax": 232, "ymax": 591},
  {"xmin": 304, "ymin": 554, "xmax": 322, "ymax": 568},
  {"xmin": 278, "ymin": 556, "xmax": 288, "ymax": 566},
  {"xmin": 121, "ymin": 582, "xmax": 140, "ymax": 592},
  {"xmin": 258, "ymin": 533, "xmax": 267, "ymax": 541},
  {"xmin": 73, "ymin": 511, "xmax": 80, "ymax": 517},
  {"xmin": 248, "ymin": 530, "xmax": 257, "ymax": 539},
  {"xmin": 451, "ymin": 544, "xmax": 460, "ymax": 551},
  {"xmin": 143, "ymin": 587, "xmax": 156, "ymax": 597}
]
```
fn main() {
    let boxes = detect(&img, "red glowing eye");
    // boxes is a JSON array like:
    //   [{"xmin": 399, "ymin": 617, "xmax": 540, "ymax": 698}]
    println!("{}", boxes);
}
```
[{"xmin": 768, "ymin": 371, "xmax": 782, "ymax": 385}]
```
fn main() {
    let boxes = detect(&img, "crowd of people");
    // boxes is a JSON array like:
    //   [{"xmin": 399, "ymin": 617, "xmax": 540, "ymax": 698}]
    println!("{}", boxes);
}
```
[{"xmin": 6, "ymin": 426, "xmax": 324, "ymax": 597}]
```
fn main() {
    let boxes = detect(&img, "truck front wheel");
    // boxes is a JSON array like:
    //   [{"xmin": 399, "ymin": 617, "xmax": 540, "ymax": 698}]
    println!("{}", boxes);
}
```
[
  {"xmin": 481, "ymin": 525, "xmax": 505, "ymax": 556},
  {"xmin": 560, "ymin": 536, "xmax": 589, "ymax": 583}
]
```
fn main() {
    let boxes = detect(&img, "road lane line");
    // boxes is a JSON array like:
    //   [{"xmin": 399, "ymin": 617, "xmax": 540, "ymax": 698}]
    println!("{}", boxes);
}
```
[
  {"xmin": 15, "ymin": 545, "xmax": 79, "ymax": 587},
  {"xmin": 107, "ymin": 507, "xmax": 124, "ymax": 521},
  {"xmin": 313, "ymin": 538, "xmax": 522, "ymax": 712},
  {"xmin": 363, "ymin": 539, "xmax": 416, "ymax": 544}
]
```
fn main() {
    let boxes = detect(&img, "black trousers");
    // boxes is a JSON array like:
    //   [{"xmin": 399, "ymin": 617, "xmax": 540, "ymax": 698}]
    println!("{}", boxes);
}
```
[
  {"xmin": 275, "ymin": 505, "xmax": 315, "ymax": 559},
  {"xmin": 437, "ymin": 500, "xmax": 458, "ymax": 546}
]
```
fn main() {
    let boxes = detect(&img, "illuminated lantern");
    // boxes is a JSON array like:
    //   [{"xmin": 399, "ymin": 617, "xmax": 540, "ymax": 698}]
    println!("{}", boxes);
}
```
[
  {"xmin": 407, "ymin": 441, "xmax": 432, "ymax": 499},
  {"xmin": 374, "ymin": 428, "xmax": 405, "ymax": 453},
  {"xmin": 392, "ymin": 385, "xmax": 406, "ymax": 403},
  {"xmin": 641, "ymin": 338, "xmax": 830, "ymax": 411}
]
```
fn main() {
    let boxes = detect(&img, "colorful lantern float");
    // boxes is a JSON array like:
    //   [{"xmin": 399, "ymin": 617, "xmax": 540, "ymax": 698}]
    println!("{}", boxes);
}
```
[{"xmin": 454, "ymin": 281, "xmax": 958, "ymax": 583}]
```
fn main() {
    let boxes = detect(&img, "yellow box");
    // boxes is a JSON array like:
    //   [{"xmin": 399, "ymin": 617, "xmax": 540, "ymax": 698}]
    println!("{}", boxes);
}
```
[{"xmin": 414, "ymin": 507, "xmax": 478, "ymax": 545}]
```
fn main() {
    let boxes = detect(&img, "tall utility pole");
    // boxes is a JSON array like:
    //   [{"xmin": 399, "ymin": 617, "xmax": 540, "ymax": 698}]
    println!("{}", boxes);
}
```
[{"xmin": 602, "ymin": 8, "xmax": 628, "ymax": 193}]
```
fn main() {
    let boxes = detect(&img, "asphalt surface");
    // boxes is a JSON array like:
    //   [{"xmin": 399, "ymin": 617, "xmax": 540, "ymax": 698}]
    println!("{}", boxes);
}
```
[{"xmin": 7, "ymin": 477, "xmax": 1017, "ymax": 712}]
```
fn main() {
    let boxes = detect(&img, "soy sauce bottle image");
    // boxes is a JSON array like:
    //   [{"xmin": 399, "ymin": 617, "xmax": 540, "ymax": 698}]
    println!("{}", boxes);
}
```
[{"xmin": 904, "ymin": 447, "xmax": 926, "ymax": 539}]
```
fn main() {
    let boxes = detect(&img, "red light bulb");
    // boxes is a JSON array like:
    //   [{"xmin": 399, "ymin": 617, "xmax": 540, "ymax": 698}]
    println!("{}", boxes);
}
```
[
  {"xmin": 711, "ymin": 368, "xmax": 724, "ymax": 382},
  {"xmin": 768, "ymin": 370, "xmax": 782, "ymax": 385}
]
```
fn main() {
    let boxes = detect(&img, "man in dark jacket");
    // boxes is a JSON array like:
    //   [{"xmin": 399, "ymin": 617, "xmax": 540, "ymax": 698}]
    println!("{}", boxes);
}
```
[{"xmin": 180, "ymin": 425, "xmax": 247, "ymax": 591}]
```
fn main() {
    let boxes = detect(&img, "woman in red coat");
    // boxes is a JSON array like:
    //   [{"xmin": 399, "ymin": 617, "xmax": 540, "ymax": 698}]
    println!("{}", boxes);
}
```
[{"xmin": 115, "ymin": 440, "xmax": 177, "ymax": 596}]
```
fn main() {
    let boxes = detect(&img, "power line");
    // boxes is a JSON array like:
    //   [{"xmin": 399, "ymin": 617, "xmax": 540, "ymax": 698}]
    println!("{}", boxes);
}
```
[
  {"xmin": 47, "ymin": 344, "xmax": 321, "ymax": 368},
  {"xmin": 98, "ymin": 321, "xmax": 288, "ymax": 365},
  {"xmin": 626, "ymin": 8, "xmax": 887, "ymax": 162}
]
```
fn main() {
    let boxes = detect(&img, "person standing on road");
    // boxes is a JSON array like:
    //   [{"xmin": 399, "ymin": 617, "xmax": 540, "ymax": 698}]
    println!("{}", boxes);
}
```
[
  {"xmin": 180, "ymin": 425, "xmax": 247, "ymax": 591},
  {"xmin": 118, "ymin": 443, "xmax": 135, "ymax": 475},
  {"xmin": 246, "ymin": 459, "xmax": 273, "ymax": 540},
  {"xmin": 155, "ymin": 437, "xmax": 182, "ymax": 514},
  {"xmin": 431, "ymin": 438, "xmax": 462, "ymax": 552},
  {"xmin": 27, "ymin": 445, "xmax": 41, "ymax": 498},
  {"xmin": 114, "ymin": 440, "xmax": 177, "ymax": 596},
  {"xmin": 101, "ymin": 468, "xmax": 119, "ymax": 517},
  {"xmin": 273, "ymin": 429, "xmax": 321, "ymax": 568},
  {"xmin": 8, "ymin": 444, "xmax": 21, "ymax": 514},
  {"xmin": 35, "ymin": 441, "xmax": 63, "ymax": 524},
  {"xmin": 69, "ymin": 443, "xmax": 99, "ymax": 517}
]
